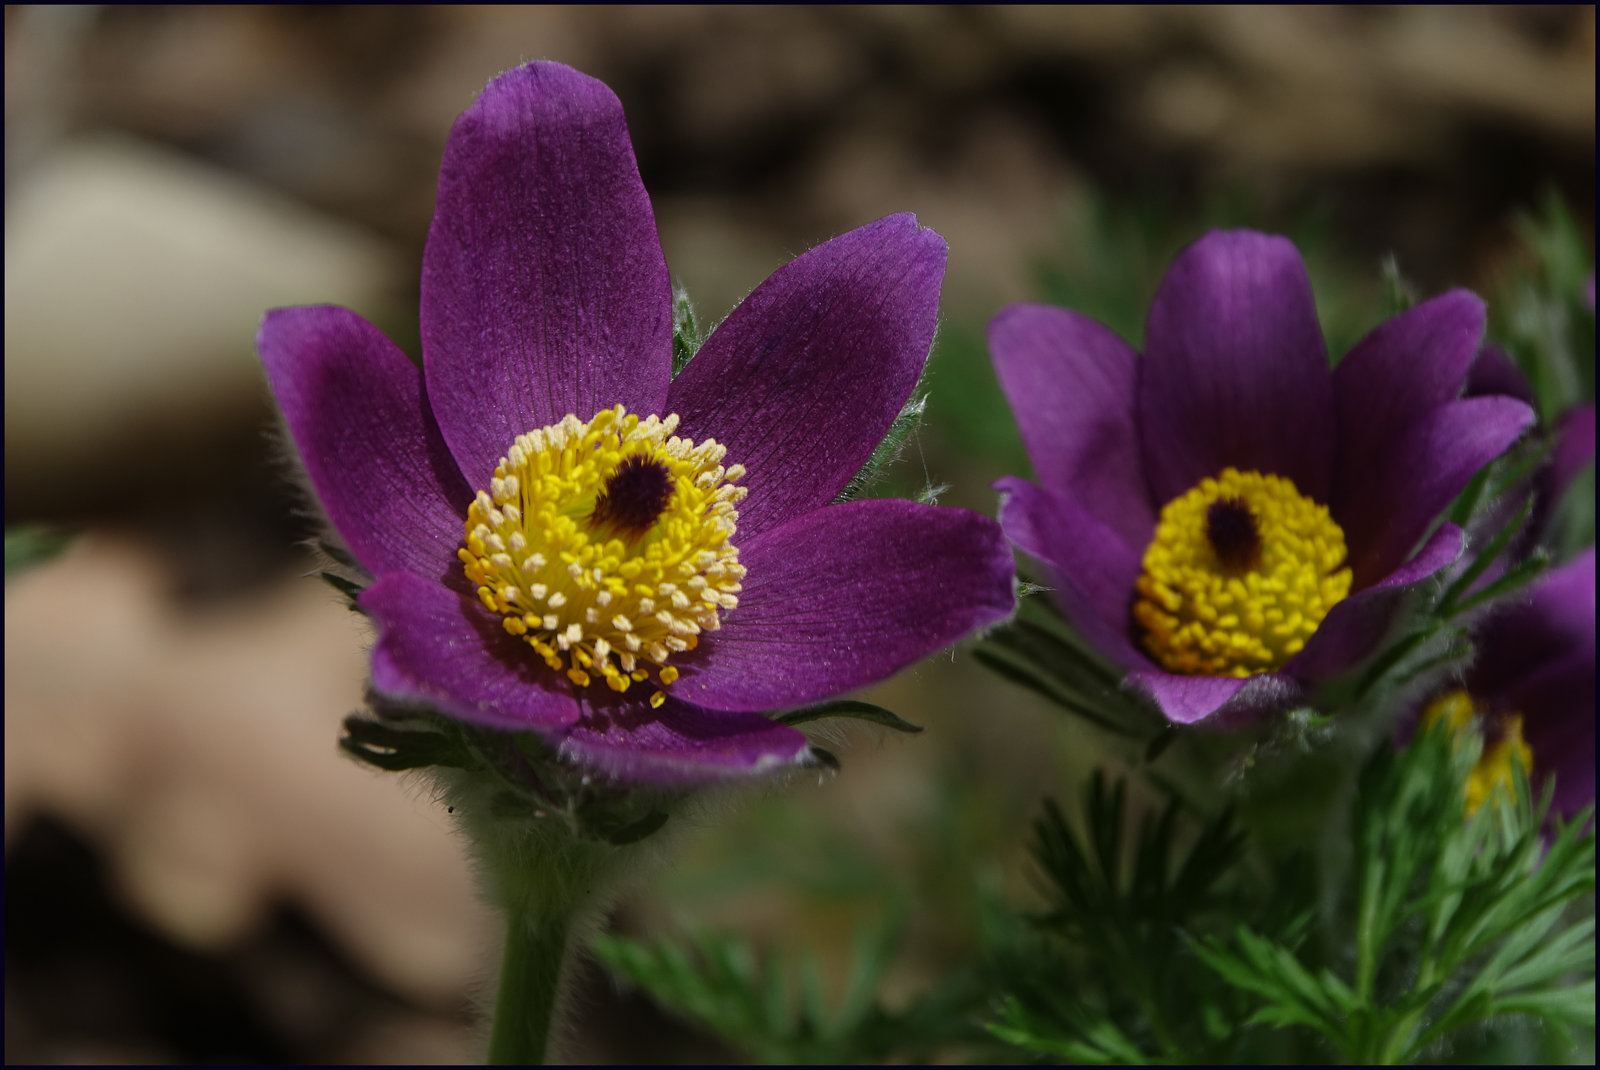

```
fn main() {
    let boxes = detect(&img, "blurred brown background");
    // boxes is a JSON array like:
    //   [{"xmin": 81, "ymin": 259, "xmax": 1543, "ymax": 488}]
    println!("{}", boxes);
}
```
[{"xmin": 5, "ymin": 6, "xmax": 1594, "ymax": 1064}]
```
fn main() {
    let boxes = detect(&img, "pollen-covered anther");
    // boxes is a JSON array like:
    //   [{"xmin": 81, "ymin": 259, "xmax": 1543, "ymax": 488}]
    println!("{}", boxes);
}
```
[
  {"xmin": 1133, "ymin": 467, "xmax": 1352, "ymax": 677},
  {"xmin": 459, "ymin": 405, "xmax": 746, "ymax": 698}
]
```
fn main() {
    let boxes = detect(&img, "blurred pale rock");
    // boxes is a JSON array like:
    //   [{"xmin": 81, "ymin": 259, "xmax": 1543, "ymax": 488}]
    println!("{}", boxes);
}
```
[
  {"xmin": 3, "ymin": 137, "xmax": 398, "ymax": 487},
  {"xmin": 3, "ymin": 537, "xmax": 489, "ymax": 1008}
]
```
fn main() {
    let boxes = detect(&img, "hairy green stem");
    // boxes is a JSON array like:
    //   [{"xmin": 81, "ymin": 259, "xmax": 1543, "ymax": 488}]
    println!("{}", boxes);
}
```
[{"xmin": 488, "ymin": 910, "xmax": 573, "ymax": 1065}]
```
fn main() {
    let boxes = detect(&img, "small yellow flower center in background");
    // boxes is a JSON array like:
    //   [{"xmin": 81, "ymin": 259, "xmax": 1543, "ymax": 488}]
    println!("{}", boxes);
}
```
[
  {"xmin": 1133, "ymin": 468, "xmax": 1352, "ymax": 677},
  {"xmin": 458, "ymin": 405, "xmax": 747, "ymax": 708},
  {"xmin": 1420, "ymin": 689, "xmax": 1534, "ymax": 817}
]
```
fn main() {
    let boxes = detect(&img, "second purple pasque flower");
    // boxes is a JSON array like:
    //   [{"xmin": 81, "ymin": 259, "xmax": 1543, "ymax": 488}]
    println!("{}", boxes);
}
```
[
  {"xmin": 259, "ymin": 62, "xmax": 1015, "ymax": 782},
  {"xmin": 991, "ymin": 230, "xmax": 1536, "ymax": 725}
]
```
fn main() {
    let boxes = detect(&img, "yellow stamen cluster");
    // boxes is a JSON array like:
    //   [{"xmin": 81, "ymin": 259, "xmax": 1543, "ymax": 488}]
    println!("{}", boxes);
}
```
[
  {"xmin": 1420, "ymin": 690, "xmax": 1534, "ymax": 817},
  {"xmin": 458, "ymin": 405, "xmax": 747, "ymax": 707},
  {"xmin": 1133, "ymin": 467, "xmax": 1352, "ymax": 676}
]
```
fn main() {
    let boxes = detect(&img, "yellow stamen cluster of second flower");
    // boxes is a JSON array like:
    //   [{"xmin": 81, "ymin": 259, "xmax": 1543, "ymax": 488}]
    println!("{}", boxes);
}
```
[
  {"xmin": 1420, "ymin": 689, "xmax": 1534, "ymax": 817},
  {"xmin": 1133, "ymin": 467, "xmax": 1352, "ymax": 677},
  {"xmin": 458, "ymin": 405, "xmax": 747, "ymax": 708}
]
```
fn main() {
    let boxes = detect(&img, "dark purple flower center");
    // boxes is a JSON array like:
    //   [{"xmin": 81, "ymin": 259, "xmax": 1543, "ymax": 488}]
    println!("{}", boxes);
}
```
[
  {"xmin": 1205, "ymin": 496, "xmax": 1261, "ymax": 574},
  {"xmin": 590, "ymin": 455, "xmax": 675, "ymax": 535}
]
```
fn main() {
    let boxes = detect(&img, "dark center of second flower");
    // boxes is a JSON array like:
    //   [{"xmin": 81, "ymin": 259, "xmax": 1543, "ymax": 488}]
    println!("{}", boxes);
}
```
[
  {"xmin": 1133, "ymin": 468, "xmax": 1352, "ymax": 677},
  {"xmin": 1204, "ymin": 496, "xmax": 1262, "ymax": 574},
  {"xmin": 591, "ymin": 455, "xmax": 676, "ymax": 536}
]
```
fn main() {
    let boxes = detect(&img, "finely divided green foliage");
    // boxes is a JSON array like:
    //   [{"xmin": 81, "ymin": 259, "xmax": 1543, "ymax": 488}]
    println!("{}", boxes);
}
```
[
  {"xmin": 1491, "ymin": 193, "xmax": 1596, "ymax": 425},
  {"xmin": 1193, "ymin": 722, "xmax": 1595, "ymax": 1065},
  {"xmin": 987, "ymin": 771, "xmax": 1306, "ymax": 1065},
  {"xmin": 592, "ymin": 915, "xmax": 990, "ymax": 1064},
  {"xmin": 988, "ymin": 727, "xmax": 1595, "ymax": 1065},
  {"xmin": 972, "ymin": 419, "xmax": 1594, "ymax": 1064}
]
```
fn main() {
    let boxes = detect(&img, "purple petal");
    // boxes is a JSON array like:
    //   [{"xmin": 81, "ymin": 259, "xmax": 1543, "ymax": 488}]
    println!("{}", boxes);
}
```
[
  {"xmin": 675, "ymin": 498, "xmax": 1015, "ymax": 712},
  {"xmin": 989, "ymin": 304, "xmax": 1153, "ymax": 549},
  {"xmin": 667, "ymin": 215, "xmax": 945, "ymax": 540},
  {"xmin": 1139, "ymin": 230, "xmax": 1335, "ymax": 505},
  {"xmin": 1549, "ymin": 404, "xmax": 1596, "ymax": 509},
  {"xmin": 421, "ymin": 61, "xmax": 672, "ymax": 489},
  {"xmin": 995, "ymin": 476, "xmax": 1152, "ymax": 670},
  {"xmin": 1340, "ymin": 396, "xmax": 1534, "ymax": 588},
  {"xmin": 1286, "ymin": 523, "xmax": 1464, "ymax": 681},
  {"xmin": 557, "ymin": 694, "xmax": 813, "ymax": 784},
  {"xmin": 1334, "ymin": 291, "xmax": 1487, "ymax": 519},
  {"xmin": 360, "ymin": 571, "xmax": 581, "ymax": 732},
  {"xmin": 258, "ymin": 306, "xmax": 470, "ymax": 584},
  {"xmin": 1124, "ymin": 669, "xmax": 1303, "ymax": 727},
  {"xmin": 1476, "ymin": 549, "xmax": 1597, "ymax": 820},
  {"xmin": 1512, "ymin": 652, "xmax": 1595, "ymax": 820},
  {"xmin": 1472, "ymin": 548, "xmax": 1595, "ymax": 700},
  {"xmin": 1463, "ymin": 343, "xmax": 1534, "ymax": 404}
]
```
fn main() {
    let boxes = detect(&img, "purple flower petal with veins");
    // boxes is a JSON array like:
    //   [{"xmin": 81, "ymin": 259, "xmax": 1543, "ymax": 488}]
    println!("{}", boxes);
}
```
[
  {"xmin": 1462, "ymin": 549, "xmax": 1595, "ymax": 822},
  {"xmin": 260, "ymin": 61, "xmax": 1016, "ymax": 783},
  {"xmin": 991, "ymin": 230, "xmax": 1535, "ymax": 725}
]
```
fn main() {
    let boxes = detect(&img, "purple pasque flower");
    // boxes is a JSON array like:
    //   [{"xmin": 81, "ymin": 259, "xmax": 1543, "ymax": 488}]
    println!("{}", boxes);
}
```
[
  {"xmin": 258, "ymin": 61, "xmax": 1015, "ymax": 783},
  {"xmin": 1425, "ymin": 547, "xmax": 1595, "ymax": 821},
  {"xmin": 991, "ymin": 230, "xmax": 1536, "ymax": 726}
]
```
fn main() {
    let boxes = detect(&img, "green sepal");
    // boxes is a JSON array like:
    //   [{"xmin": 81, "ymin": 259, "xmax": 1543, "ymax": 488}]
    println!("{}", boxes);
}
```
[
  {"xmin": 317, "ymin": 537, "xmax": 360, "ymax": 570},
  {"xmin": 601, "ymin": 809, "xmax": 670, "ymax": 846},
  {"xmin": 975, "ymin": 588, "xmax": 1162, "ymax": 741},
  {"xmin": 671, "ymin": 282, "xmax": 701, "ymax": 379},
  {"xmin": 573, "ymin": 787, "xmax": 670, "ymax": 846},
  {"xmin": 5, "ymin": 525, "xmax": 73, "ymax": 578},
  {"xmin": 1143, "ymin": 727, "xmax": 1179, "ymax": 764},
  {"xmin": 806, "ymin": 746, "xmax": 841, "ymax": 772},
  {"xmin": 776, "ymin": 699, "xmax": 923, "ymax": 734},
  {"xmin": 833, "ymin": 393, "xmax": 928, "ymax": 504},
  {"xmin": 319, "ymin": 570, "xmax": 367, "ymax": 612},
  {"xmin": 1444, "ymin": 549, "xmax": 1549, "ymax": 620},
  {"xmin": 338, "ymin": 712, "xmax": 472, "ymax": 771},
  {"xmin": 343, "ymin": 703, "xmax": 683, "ymax": 849},
  {"xmin": 1437, "ymin": 495, "xmax": 1534, "ymax": 615},
  {"xmin": 1379, "ymin": 252, "xmax": 1418, "ymax": 318}
]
